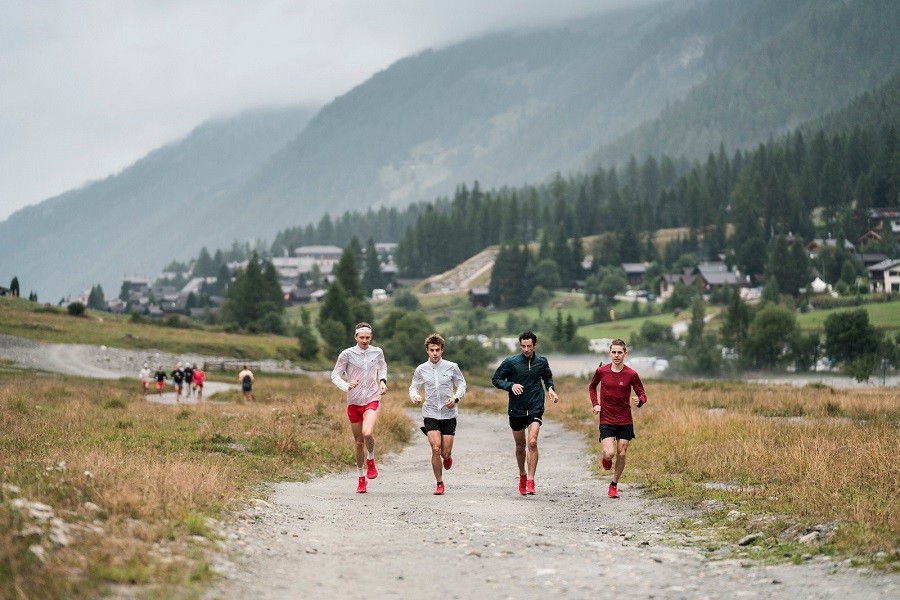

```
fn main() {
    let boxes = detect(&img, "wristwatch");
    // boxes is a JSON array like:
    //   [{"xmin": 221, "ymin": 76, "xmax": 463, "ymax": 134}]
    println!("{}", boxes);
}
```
[{"xmin": 453, "ymin": 397, "xmax": 460, "ymax": 404}]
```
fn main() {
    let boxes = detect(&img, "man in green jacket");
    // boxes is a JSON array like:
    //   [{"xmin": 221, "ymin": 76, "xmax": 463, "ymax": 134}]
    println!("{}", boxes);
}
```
[{"xmin": 492, "ymin": 331, "xmax": 559, "ymax": 496}]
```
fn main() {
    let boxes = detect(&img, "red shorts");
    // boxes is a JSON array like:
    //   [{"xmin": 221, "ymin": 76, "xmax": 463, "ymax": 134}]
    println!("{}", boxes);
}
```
[
  {"xmin": 142, "ymin": 381, "xmax": 150, "ymax": 389},
  {"xmin": 156, "ymin": 381, "xmax": 165, "ymax": 390},
  {"xmin": 347, "ymin": 401, "xmax": 379, "ymax": 424}
]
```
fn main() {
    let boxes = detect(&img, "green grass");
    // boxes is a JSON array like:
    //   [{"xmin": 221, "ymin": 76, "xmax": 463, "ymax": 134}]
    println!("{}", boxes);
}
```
[
  {"xmin": 795, "ymin": 298, "xmax": 900, "ymax": 332},
  {"xmin": 577, "ymin": 311, "xmax": 681, "ymax": 340},
  {"xmin": 0, "ymin": 296, "xmax": 298, "ymax": 360}
]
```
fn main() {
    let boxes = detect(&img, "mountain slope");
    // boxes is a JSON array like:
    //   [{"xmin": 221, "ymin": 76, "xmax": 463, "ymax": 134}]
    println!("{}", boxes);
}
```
[
  {"xmin": 594, "ymin": 0, "xmax": 900, "ymax": 165},
  {"xmin": 209, "ymin": 0, "xmax": 716, "ymax": 243},
  {"xmin": 0, "ymin": 107, "xmax": 315, "ymax": 300}
]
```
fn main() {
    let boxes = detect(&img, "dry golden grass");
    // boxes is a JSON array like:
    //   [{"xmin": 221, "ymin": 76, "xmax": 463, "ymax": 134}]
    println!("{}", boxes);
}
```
[
  {"xmin": 545, "ymin": 378, "xmax": 900, "ymax": 563},
  {"xmin": 3, "ymin": 368, "xmax": 897, "ymax": 597},
  {"xmin": 0, "ymin": 371, "xmax": 411, "ymax": 599}
]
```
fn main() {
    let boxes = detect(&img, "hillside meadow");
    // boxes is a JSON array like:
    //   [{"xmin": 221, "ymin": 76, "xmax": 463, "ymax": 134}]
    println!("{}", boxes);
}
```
[
  {"xmin": 0, "ymin": 296, "xmax": 298, "ymax": 360},
  {"xmin": 1, "ymin": 362, "xmax": 897, "ymax": 598}
]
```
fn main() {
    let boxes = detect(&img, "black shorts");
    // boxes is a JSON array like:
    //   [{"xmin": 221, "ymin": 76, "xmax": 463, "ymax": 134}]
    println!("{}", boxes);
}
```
[
  {"xmin": 599, "ymin": 424, "xmax": 636, "ymax": 442},
  {"xmin": 509, "ymin": 413, "xmax": 543, "ymax": 432},
  {"xmin": 420, "ymin": 417, "xmax": 457, "ymax": 436}
]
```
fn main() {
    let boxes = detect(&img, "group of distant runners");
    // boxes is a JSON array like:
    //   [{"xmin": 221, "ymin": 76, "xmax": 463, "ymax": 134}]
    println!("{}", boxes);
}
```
[
  {"xmin": 139, "ymin": 361, "xmax": 207, "ymax": 402},
  {"xmin": 331, "ymin": 323, "xmax": 647, "ymax": 498}
]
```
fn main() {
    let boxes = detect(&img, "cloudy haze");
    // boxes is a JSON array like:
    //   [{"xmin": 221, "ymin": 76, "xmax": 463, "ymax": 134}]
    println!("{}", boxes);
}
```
[{"xmin": 0, "ymin": 0, "xmax": 652, "ymax": 222}]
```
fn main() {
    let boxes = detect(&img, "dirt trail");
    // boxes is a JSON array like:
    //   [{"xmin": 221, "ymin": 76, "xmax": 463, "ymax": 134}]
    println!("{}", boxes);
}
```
[{"xmin": 206, "ymin": 411, "xmax": 898, "ymax": 600}]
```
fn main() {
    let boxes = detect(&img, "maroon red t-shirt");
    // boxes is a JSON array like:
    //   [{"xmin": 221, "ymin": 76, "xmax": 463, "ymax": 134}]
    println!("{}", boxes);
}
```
[{"xmin": 588, "ymin": 363, "xmax": 647, "ymax": 425}]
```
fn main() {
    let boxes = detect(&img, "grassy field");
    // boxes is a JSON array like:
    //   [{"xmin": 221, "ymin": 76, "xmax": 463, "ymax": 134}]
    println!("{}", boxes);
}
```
[
  {"xmin": 1, "ymin": 365, "xmax": 898, "ymax": 597},
  {"xmin": 795, "ymin": 299, "xmax": 900, "ymax": 332},
  {"xmin": 0, "ymin": 296, "xmax": 299, "ymax": 360},
  {"xmin": 0, "ymin": 368, "xmax": 411, "ymax": 599}
]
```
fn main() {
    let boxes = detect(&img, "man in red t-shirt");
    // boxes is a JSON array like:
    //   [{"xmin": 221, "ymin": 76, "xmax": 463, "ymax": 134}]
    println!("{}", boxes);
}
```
[{"xmin": 588, "ymin": 339, "xmax": 647, "ymax": 498}]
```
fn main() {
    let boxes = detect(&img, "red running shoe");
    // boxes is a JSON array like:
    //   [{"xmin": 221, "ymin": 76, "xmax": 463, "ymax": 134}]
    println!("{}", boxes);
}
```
[
  {"xmin": 526, "ymin": 479, "xmax": 535, "ymax": 495},
  {"xmin": 518, "ymin": 475, "xmax": 527, "ymax": 496},
  {"xmin": 366, "ymin": 458, "xmax": 378, "ymax": 479},
  {"xmin": 443, "ymin": 456, "xmax": 453, "ymax": 470},
  {"xmin": 602, "ymin": 457, "xmax": 612, "ymax": 471},
  {"xmin": 608, "ymin": 484, "xmax": 619, "ymax": 498},
  {"xmin": 356, "ymin": 476, "xmax": 367, "ymax": 493},
  {"xmin": 434, "ymin": 482, "xmax": 445, "ymax": 495}
]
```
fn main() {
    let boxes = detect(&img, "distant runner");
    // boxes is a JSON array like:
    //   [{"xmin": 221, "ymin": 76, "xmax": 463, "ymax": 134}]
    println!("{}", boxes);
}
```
[
  {"xmin": 139, "ymin": 363, "xmax": 151, "ymax": 399},
  {"xmin": 154, "ymin": 366, "xmax": 168, "ymax": 396},
  {"xmin": 192, "ymin": 364, "xmax": 206, "ymax": 401},
  {"xmin": 171, "ymin": 362, "xmax": 186, "ymax": 403}
]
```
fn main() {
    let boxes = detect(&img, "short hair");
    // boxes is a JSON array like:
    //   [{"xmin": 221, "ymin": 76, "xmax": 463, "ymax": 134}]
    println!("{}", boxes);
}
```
[
  {"xmin": 610, "ymin": 339, "xmax": 627, "ymax": 350},
  {"xmin": 519, "ymin": 331, "xmax": 537, "ymax": 345},
  {"xmin": 355, "ymin": 322, "xmax": 372, "ymax": 330},
  {"xmin": 424, "ymin": 333, "xmax": 445, "ymax": 349}
]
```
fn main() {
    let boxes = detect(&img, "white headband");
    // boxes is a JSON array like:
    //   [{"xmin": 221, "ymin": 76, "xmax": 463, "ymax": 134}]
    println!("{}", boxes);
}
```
[{"xmin": 355, "ymin": 326, "xmax": 373, "ymax": 335}]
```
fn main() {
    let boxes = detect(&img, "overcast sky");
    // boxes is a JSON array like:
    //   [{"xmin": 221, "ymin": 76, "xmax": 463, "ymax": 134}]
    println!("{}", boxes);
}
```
[{"xmin": 0, "ymin": 0, "xmax": 645, "ymax": 222}]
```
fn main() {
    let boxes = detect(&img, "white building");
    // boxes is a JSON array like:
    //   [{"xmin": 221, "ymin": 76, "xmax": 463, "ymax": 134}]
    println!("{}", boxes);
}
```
[{"xmin": 867, "ymin": 258, "xmax": 900, "ymax": 293}]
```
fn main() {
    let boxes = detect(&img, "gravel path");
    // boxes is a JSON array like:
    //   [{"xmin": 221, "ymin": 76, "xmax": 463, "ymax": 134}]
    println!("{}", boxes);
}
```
[
  {"xmin": 206, "ymin": 412, "xmax": 898, "ymax": 600},
  {"xmin": 3, "ymin": 334, "xmax": 897, "ymax": 598}
]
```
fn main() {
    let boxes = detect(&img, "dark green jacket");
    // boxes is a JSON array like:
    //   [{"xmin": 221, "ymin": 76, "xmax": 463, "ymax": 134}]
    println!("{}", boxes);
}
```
[{"xmin": 491, "ymin": 353, "xmax": 555, "ymax": 417}]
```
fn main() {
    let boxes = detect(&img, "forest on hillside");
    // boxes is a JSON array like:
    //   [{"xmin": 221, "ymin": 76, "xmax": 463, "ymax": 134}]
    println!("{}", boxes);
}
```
[{"xmin": 259, "ymin": 74, "xmax": 900, "ymax": 293}]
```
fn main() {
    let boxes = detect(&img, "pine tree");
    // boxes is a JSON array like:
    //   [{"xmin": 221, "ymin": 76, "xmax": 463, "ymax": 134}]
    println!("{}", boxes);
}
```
[
  {"xmin": 551, "ymin": 227, "xmax": 572, "ymax": 286},
  {"xmin": 296, "ymin": 308, "xmax": 320, "ymax": 360},
  {"xmin": 334, "ymin": 246, "xmax": 365, "ymax": 300},
  {"xmin": 194, "ymin": 247, "xmax": 216, "ymax": 277},
  {"xmin": 87, "ymin": 285, "xmax": 106, "ymax": 310},
  {"xmin": 318, "ymin": 280, "xmax": 352, "ymax": 339},
  {"xmin": 362, "ymin": 238, "xmax": 385, "ymax": 294},
  {"xmin": 221, "ymin": 253, "xmax": 285, "ymax": 333}
]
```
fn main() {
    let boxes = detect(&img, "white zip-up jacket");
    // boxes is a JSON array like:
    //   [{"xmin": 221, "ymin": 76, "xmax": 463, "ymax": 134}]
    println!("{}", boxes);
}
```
[
  {"xmin": 331, "ymin": 345, "xmax": 388, "ymax": 406},
  {"xmin": 408, "ymin": 358, "xmax": 467, "ymax": 419}
]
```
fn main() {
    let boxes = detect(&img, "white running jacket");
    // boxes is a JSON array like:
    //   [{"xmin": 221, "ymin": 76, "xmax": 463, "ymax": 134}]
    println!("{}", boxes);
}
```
[
  {"xmin": 331, "ymin": 345, "xmax": 388, "ymax": 406},
  {"xmin": 408, "ymin": 358, "xmax": 467, "ymax": 419}
]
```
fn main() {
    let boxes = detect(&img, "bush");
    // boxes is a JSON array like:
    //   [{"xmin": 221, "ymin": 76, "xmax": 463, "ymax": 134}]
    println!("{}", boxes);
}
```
[{"xmin": 66, "ymin": 302, "xmax": 86, "ymax": 317}]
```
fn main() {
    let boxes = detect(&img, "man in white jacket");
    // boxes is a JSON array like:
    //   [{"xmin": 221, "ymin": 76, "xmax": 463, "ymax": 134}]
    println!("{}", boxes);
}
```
[
  {"xmin": 331, "ymin": 322, "xmax": 388, "ymax": 493},
  {"xmin": 409, "ymin": 333, "xmax": 467, "ymax": 496}
]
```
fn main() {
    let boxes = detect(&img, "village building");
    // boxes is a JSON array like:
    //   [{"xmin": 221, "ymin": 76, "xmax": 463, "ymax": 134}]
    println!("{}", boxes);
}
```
[
  {"xmin": 867, "ymin": 258, "xmax": 900, "ymax": 294},
  {"xmin": 469, "ymin": 287, "xmax": 490, "ymax": 308}
]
